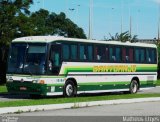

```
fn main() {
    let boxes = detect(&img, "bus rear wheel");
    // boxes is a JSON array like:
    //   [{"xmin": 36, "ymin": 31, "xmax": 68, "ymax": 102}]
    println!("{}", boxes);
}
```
[
  {"xmin": 63, "ymin": 80, "xmax": 77, "ymax": 97},
  {"xmin": 129, "ymin": 80, "xmax": 139, "ymax": 94}
]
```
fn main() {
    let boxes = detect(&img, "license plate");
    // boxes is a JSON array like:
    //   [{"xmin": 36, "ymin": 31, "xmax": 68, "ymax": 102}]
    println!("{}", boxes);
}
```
[{"xmin": 20, "ymin": 87, "xmax": 27, "ymax": 91}]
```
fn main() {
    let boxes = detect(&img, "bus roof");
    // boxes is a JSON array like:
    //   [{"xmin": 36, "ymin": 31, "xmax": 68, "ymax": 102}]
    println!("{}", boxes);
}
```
[{"xmin": 12, "ymin": 36, "xmax": 157, "ymax": 48}]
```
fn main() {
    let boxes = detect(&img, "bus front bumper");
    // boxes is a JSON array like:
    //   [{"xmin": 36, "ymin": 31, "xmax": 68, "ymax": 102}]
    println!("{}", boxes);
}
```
[{"xmin": 6, "ymin": 82, "xmax": 48, "ymax": 96}]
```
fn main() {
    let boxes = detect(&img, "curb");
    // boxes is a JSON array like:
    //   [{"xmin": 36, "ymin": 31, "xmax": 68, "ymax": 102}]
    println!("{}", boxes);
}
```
[{"xmin": 0, "ymin": 97, "xmax": 160, "ymax": 114}]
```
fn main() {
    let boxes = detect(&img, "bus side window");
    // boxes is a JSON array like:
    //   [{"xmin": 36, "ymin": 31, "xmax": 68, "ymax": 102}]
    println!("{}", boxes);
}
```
[
  {"xmin": 153, "ymin": 49, "xmax": 157, "ymax": 64},
  {"xmin": 151, "ymin": 49, "xmax": 157, "ymax": 64},
  {"xmin": 122, "ymin": 47, "xmax": 126, "ymax": 62},
  {"xmin": 122, "ymin": 47, "xmax": 133, "ymax": 63},
  {"xmin": 63, "ymin": 44, "xmax": 70, "ymax": 61},
  {"xmin": 79, "ymin": 45, "xmax": 86, "ymax": 60},
  {"xmin": 109, "ymin": 46, "xmax": 115, "ymax": 62},
  {"xmin": 106, "ymin": 46, "xmax": 109, "ymax": 62},
  {"xmin": 135, "ymin": 48, "xmax": 140, "ymax": 63},
  {"xmin": 128, "ymin": 48, "xmax": 133, "ymax": 62},
  {"xmin": 95, "ymin": 45, "xmax": 106, "ymax": 62},
  {"xmin": 140, "ymin": 48, "xmax": 145, "ymax": 63},
  {"xmin": 88, "ymin": 45, "xmax": 93, "ymax": 61},
  {"xmin": 146, "ymin": 49, "xmax": 151, "ymax": 63},
  {"xmin": 115, "ymin": 47, "xmax": 121, "ymax": 62},
  {"xmin": 71, "ymin": 44, "xmax": 77, "ymax": 60}
]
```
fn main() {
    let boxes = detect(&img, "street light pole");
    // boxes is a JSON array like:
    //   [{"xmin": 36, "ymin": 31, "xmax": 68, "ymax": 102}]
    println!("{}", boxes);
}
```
[
  {"xmin": 129, "ymin": 6, "xmax": 132, "ymax": 40},
  {"xmin": 129, "ymin": 15, "xmax": 132, "ymax": 37},
  {"xmin": 121, "ymin": 0, "xmax": 123, "ymax": 34},
  {"xmin": 158, "ymin": 5, "xmax": 160, "ymax": 43},
  {"xmin": 88, "ymin": 0, "xmax": 93, "ymax": 40}
]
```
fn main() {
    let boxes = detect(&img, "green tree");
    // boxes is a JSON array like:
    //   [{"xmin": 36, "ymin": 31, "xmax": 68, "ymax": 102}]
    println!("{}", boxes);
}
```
[
  {"xmin": 30, "ymin": 9, "xmax": 86, "ymax": 38},
  {"xmin": 108, "ymin": 31, "xmax": 138, "ymax": 42},
  {"xmin": 0, "ymin": 0, "xmax": 33, "ymax": 84},
  {"xmin": 0, "ymin": 2, "xmax": 86, "ymax": 84},
  {"xmin": 157, "ymin": 44, "xmax": 160, "ymax": 78}
]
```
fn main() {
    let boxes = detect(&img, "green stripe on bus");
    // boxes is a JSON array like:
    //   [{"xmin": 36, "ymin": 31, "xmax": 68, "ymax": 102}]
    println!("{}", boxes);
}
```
[
  {"xmin": 46, "ymin": 80, "xmax": 156, "ymax": 87},
  {"xmin": 61, "ymin": 66, "xmax": 157, "ymax": 75}
]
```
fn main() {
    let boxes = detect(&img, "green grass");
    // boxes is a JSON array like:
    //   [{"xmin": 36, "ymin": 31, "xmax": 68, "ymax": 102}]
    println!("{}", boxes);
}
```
[
  {"xmin": 0, "ymin": 93, "xmax": 160, "ymax": 108},
  {"xmin": 0, "ymin": 85, "xmax": 7, "ymax": 93},
  {"xmin": 156, "ymin": 80, "xmax": 160, "ymax": 86},
  {"xmin": 0, "ymin": 80, "xmax": 160, "ymax": 108}
]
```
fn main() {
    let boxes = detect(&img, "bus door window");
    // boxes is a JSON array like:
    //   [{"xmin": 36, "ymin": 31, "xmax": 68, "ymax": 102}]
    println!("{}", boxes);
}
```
[{"xmin": 49, "ymin": 45, "xmax": 61, "ymax": 75}]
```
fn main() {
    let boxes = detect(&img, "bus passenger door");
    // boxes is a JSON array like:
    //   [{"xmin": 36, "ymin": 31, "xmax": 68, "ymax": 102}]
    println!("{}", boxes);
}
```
[{"xmin": 49, "ymin": 44, "xmax": 62, "ymax": 75}]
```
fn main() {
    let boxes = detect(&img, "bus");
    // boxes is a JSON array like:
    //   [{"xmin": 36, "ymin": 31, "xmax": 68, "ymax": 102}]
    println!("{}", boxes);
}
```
[{"xmin": 6, "ymin": 36, "xmax": 157, "ymax": 97}]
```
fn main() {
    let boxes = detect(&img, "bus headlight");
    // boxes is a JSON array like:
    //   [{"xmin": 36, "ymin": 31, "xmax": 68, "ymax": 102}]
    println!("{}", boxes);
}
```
[
  {"xmin": 39, "ymin": 80, "xmax": 45, "ymax": 84},
  {"xmin": 32, "ymin": 80, "xmax": 38, "ymax": 83}
]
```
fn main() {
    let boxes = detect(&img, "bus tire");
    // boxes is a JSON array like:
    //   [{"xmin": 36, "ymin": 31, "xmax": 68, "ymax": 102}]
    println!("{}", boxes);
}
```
[
  {"xmin": 129, "ymin": 80, "xmax": 139, "ymax": 94},
  {"xmin": 63, "ymin": 80, "xmax": 77, "ymax": 97}
]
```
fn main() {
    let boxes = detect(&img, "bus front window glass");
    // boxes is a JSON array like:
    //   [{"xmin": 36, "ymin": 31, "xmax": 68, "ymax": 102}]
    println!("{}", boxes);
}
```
[
  {"xmin": 7, "ymin": 44, "xmax": 26, "ymax": 73},
  {"xmin": 24, "ymin": 45, "xmax": 47, "ymax": 75},
  {"xmin": 7, "ymin": 44, "xmax": 47, "ymax": 75}
]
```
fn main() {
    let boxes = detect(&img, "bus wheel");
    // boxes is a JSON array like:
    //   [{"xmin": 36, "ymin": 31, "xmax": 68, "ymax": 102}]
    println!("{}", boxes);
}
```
[
  {"xmin": 129, "ymin": 80, "xmax": 138, "ymax": 94},
  {"xmin": 63, "ymin": 80, "xmax": 77, "ymax": 97}
]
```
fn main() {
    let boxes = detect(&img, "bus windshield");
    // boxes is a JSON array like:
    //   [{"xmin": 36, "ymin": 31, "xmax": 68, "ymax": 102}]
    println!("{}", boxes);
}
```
[{"xmin": 7, "ymin": 43, "xmax": 47, "ymax": 75}]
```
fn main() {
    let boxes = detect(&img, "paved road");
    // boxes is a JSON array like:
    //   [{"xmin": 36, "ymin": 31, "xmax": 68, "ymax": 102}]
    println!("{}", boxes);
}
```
[
  {"xmin": 0, "ymin": 86, "xmax": 159, "ymax": 101},
  {"xmin": 138, "ymin": 86, "xmax": 160, "ymax": 94},
  {"xmin": 6, "ymin": 101, "xmax": 160, "ymax": 116}
]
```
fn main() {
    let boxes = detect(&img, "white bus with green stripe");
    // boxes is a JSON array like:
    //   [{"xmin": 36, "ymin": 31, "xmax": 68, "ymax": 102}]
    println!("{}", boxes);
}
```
[{"xmin": 6, "ymin": 36, "xmax": 157, "ymax": 97}]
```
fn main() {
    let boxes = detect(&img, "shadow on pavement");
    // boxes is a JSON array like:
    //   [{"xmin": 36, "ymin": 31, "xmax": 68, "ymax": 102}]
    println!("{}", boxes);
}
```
[
  {"xmin": 0, "ymin": 93, "xmax": 30, "ymax": 100},
  {"xmin": 0, "ymin": 91, "xmax": 125, "ymax": 100}
]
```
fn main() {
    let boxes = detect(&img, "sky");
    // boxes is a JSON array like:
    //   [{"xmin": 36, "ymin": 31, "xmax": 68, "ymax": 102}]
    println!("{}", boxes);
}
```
[{"xmin": 30, "ymin": 0, "xmax": 160, "ymax": 40}]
